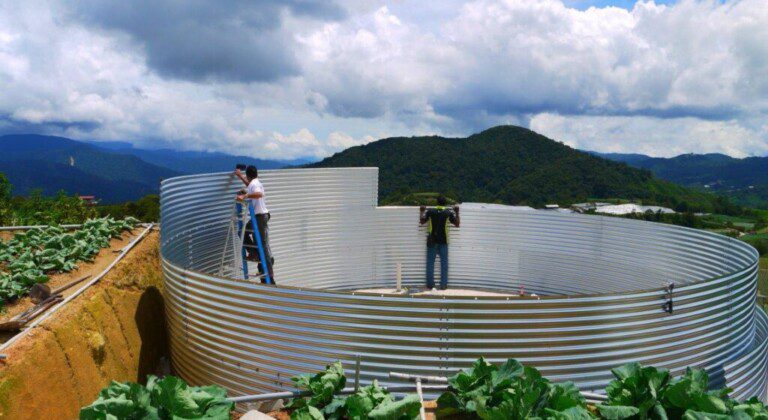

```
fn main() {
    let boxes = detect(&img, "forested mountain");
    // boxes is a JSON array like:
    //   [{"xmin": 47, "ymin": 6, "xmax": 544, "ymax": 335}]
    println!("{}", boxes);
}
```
[
  {"xmin": 85, "ymin": 141, "xmax": 310, "ymax": 173},
  {"xmin": 591, "ymin": 152, "xmax": 768, "ymax": 186},
  {"xmin": 310, "ymin": 126, "xmax": 736, "ymax": 212},
  {"xmin": 591, "ymin": 151, "xmax": 768, "ymax": 208},
  {"xmin": 0, "ymin": 160, "xmax": 156, "ymax": 203},
  {"xmin": 0, "ymin": 134, "xmax": 301, "ymax": 203},
  {"xmin": 0, "ymin": 134, "xmax": 178, "ymax": 202}
]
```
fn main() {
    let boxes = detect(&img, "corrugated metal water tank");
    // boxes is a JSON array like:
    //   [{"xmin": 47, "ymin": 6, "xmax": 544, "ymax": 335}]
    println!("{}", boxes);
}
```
[{"xmin": 161, "ymin": 168, "xmax": 768, "ymax": 402}]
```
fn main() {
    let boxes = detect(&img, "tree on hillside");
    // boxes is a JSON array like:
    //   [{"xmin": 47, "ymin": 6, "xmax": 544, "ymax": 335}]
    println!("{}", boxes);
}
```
[
  {"xmin": 98, "ymin": 194, "xmax": 160, "ymax": 222},
  {"xmin": 0, "ymin": 172, "xmax": 11, "ymax": 224},
  {"xmin": 10, "ymin": 189, "xmax": 97, "ymax": 225}
]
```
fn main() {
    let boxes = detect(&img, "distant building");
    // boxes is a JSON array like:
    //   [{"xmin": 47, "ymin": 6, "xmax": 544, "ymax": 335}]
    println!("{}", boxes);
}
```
[
  {"xmin": 571, "ymin": 202, "xmax": 611, "ymax": 213},
  {"xmin": 461, "ymin": 203, "xmax": 536, "ymax": 211},
  {"xmin": 595, "ymin": 203, "xmax": 675, "ymax": 215},
  {"xmin": 78, "ymin": 195, "xmax": 98, "ymax": 206},
  {"xmin": 571, "ymin": 202, "xmax": 675, "ymax": 215},
  {"xmin": 543, "ymin": 204, "xmax": 575, "ymax": 213}
]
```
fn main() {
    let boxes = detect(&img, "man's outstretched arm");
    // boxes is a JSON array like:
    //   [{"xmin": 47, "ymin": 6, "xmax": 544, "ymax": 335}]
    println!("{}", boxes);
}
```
[
  {"xmin": 234, "ymin": 169, "xmax": 249, "ymax": 186},
  {"xmin": 419, "ymin": 206, "xmax": 428, "ymax": 225}
]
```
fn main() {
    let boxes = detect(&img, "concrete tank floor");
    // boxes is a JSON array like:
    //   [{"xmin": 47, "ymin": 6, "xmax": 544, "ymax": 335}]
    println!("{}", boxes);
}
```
[{"xmin": 354, "ymin": 287, "xmax": 522, "ymax": 297}]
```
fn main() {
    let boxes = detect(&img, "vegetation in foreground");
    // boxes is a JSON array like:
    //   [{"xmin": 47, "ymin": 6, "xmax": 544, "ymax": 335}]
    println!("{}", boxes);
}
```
[
  {"xmin": 285, "ymin": 358, "xmax": 768, "ymax": 419},
  {"xmin": 435, "ymin": 357, "xmax": 589, "ymax": 419},
  {"xmin": 80, "ymin": 375, "xmax": 233, "ymax": 420},
  {"xmin": 79, "ymin": 358, "xmax": 763, "ymax": 420},
  {"xmin": 287, "ymin": 361, "xmax": 422, "ymax": 420},
  {"xmin": 436, "ymin": 358, "xmax": 768, "ymax": 419},
  {"xmin": 0, "ymin": 217, "xmax": 137, "ymax": 306}
]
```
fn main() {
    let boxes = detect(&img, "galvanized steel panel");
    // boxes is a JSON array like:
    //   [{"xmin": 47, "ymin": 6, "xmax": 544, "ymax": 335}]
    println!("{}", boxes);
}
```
[{"xmin": 161, "ymin": 168, "xmax": 767, "ymax": 401}]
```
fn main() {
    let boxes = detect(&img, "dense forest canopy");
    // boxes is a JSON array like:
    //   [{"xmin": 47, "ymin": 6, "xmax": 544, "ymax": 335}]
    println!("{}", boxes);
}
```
[{"xmin": 310, "ymin": 126, "xmax": 740, "ymax": 214}]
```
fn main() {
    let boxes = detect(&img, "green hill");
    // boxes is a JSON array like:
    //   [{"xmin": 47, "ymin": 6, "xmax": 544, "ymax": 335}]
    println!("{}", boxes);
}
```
[
  {"xmin": 592, "ymin": 151, "xmax": 768, "ymax": 208},
  {"xmin": 309, "ymin": 126, "xmax": 738, "ymax": 212}
]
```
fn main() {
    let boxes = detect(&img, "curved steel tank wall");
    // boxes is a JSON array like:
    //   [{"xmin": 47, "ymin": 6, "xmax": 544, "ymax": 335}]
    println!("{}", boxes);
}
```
[{"xmin": 161, "ymin": 168, "xmax": 768, "ymax": 401}]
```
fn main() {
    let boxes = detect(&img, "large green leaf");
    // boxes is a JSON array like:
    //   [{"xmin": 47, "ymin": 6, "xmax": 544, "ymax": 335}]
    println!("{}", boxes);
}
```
[
  {"xmin": 547, "ymin": 382, "xmax": 586, "ymax": 411},
  {"xmin": 291, "ymin": 406, "xmax": 325, "ymax": 420},
  {"xmin": 344, "ymin": 381, "xmax": 392, "ymax": 420},
  {"xmin": 681, "ymin": 410, "xmax": 732, "ymax": 420},
  {"xmin": 476, "ymin": 396, "xmax": 517, "ymax": 420},
  {"xmin": 542, "ymin": 406, "xmax": 595, "ymax": 420},
  {"xmin": 367, "ymin": 394, "xmax": 421, "ymax": 420},
  {"xmin": 198, "ymin": 403, "xmax": 233, "ymax": 420},
  {"xmin": 491, "ymin": 359, "xmax": 524, "ymax": 390},
  {"xmin": 435, "ymin": 389, "xmax": 468, "ymax": 417},
  {"xmin": 597, "ymin": 404, "xmax": 640, "ymax": 420},
  {"xmin": 152, "ymin": 376, "xmax": 202, "ymax": 418}
]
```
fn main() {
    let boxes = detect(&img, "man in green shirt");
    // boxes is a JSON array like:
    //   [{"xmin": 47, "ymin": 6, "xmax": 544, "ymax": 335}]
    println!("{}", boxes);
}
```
[{"xmin": 419, "ymin": 196, "xmax": 460, "ymax": 290}]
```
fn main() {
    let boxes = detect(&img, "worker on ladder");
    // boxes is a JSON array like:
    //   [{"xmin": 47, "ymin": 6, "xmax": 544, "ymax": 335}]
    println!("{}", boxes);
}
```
[
  {"xmin": 235, "ymin": 165, "xmax": 275, "ymax": 284},
  {"xmin": 419, "ymin": 196, "xmax": 460, "ymax": 291}
]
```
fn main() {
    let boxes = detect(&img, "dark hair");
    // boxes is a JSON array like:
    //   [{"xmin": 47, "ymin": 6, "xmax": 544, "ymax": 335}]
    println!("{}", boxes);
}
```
[
  {"xmin": 437, "ymin": 195, "xmax": 447, "ymax": 206},
  {"xmin": 246, "ymin": 165, "xmax": 258, "ymax": 179}
]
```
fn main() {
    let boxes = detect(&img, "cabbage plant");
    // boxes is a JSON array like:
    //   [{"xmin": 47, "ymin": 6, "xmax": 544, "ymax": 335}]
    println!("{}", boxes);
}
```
[
  {"xmin": 436, "ymin": 357, "xmax": 592, "ymax": 419},
  {"xmin": 287, "ymin": 361, "xmax": 422, "ymax": 420},
  {"xmin": 0, "ymin": 217, "xmax": 138, "ymax": 304},
  {"xmin": 80, "ymin": 375, "xmax": 233, "ymax": 420}
]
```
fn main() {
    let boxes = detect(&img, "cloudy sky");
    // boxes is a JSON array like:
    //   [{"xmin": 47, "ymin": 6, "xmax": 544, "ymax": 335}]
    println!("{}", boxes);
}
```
[{"xmin": 1, "ymin": 0, "xmax": 766, "ymax": 159}]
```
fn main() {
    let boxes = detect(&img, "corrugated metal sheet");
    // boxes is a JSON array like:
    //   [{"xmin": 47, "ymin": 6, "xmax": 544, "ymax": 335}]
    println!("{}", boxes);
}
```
[
  {"xmin": 725, "ymin": 309, "xmax": 768, "ymax": 400},
  {"xmin": 161, "ymin": 168, "xmax": 767, "ymax": 401}
]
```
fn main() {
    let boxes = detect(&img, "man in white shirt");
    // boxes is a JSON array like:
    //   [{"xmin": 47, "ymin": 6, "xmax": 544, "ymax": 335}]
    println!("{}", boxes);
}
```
[{"xmin": 235, "ymin": 165, "xmax": 275, "ymax": 284}]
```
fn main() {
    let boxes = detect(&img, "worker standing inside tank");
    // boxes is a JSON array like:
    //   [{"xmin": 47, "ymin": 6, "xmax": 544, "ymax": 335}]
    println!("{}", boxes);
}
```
[
  {"xmin": 419, "ymin": 196, "xmax": 460, "ymax": 291},
  {"xmin": 235, "ymin": 165, "xmax": 275, "ymax": 284}
]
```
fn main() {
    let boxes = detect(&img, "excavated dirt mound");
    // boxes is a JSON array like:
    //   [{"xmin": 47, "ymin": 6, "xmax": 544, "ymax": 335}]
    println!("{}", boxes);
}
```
[{"xmin": 0, "ymin": 230, "xmax": 166, "ymax": 419}]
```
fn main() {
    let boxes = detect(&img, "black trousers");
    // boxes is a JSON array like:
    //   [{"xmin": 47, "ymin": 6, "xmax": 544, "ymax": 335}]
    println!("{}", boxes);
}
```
[{"xmin": 243, "ymin": 213, "xmax": 275, "ymax": 283}]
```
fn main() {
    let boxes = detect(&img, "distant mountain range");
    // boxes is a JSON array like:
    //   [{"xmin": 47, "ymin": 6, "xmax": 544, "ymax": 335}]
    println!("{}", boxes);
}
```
[
  {"xmin": 84, "ymin": 140, "xmax": 313, "ymax": 173},
  {"xmin": 309, "ymin": 126, "xmax": 736, "ymax": 212},
  {"xmin": 590, "ymin": 152, "xmax": 768, "ymax": 208},
  {"xmin": 3, "ymin": 131, "xmax": 767, "ymax": 209},
  {"xmin": 0, "ymin": 134, "xmax": 303, "ymax": 203}
]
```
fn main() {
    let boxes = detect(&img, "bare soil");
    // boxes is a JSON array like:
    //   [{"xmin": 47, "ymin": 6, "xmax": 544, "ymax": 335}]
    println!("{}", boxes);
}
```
[
  {"xmin": 0, "ymin": 228, "xmax": 140, "ymax": 342},
  {"xmin": 0, "ymin": 230, "xmax": 166, "ymax": 419}
]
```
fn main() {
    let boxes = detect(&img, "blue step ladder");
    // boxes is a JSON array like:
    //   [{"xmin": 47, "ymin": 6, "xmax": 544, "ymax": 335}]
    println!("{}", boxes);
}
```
[
  {"xmin": 221, "ymin": 200, "xmax": 273, "ymax": 285},
  {"xmin": 244, "ymin": 201, "xmax": 273, "ymax": 285}
]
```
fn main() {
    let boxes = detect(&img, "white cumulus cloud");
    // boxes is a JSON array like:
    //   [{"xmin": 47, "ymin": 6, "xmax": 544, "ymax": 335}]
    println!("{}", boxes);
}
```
[{"xmin": 0, "ymin": 0, "xmax": 766, "ymax": 158}]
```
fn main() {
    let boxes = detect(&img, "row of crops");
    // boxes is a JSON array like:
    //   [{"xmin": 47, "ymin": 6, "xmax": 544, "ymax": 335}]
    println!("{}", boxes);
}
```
[
  {"xmin": 0, "ymin": 217, "xmax": 138, "ymax": 305},
  {"xmin": 81, "ymin": 357, "xmax": 768, "ymax": 419}
]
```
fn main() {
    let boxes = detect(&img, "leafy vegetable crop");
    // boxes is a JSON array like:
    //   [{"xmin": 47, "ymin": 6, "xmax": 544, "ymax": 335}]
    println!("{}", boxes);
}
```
[
  {"xmin": 0, "ymin": 217, "xmax": 138, "ymax": 304},
  {"xmin": 597, "ymin": 362, "xmax": 768, "ymax": 420},
  {"xmin": 436, "ymin": 357, "xmax": 591, "ymax": 419},
  {"xmin": 287, "ymin": 361, "xmax": 422, "ymax": 420},
  {"xmin": 80, "ymin": 375, "xmax": 233, "ymax": 420}
]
